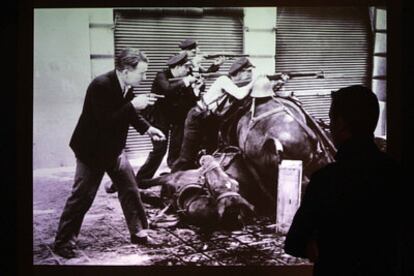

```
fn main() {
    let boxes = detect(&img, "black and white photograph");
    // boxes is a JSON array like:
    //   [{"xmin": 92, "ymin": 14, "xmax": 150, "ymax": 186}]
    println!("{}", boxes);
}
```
[{"xmin": 32, "ymin": 5, "xmax": 404, "ymax": 273}]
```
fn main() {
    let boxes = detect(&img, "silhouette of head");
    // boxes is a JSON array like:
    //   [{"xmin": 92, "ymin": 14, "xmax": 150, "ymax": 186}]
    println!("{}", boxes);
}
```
[{"xmin": 329, "ymin": 85, "xmax": 380, "ymax": 146}]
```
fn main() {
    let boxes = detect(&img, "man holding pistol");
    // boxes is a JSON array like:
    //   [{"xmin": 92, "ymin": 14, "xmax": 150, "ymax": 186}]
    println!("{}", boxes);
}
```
[
  {"xmin": 54, "ymin": 48, "xmax": 165, "ymax": 258},
  {"xmin": 105, "ymin": 52, "xmax": 199, "ymax": 194}
]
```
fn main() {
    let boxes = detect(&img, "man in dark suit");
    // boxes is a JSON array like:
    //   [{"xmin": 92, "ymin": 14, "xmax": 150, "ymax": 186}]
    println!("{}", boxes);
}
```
[
  {"xmin": 105, "ymin": 53, "xmax": 198, "ymax": 193},
  {"xmin": 284, "ymin": 85, "xmax": 404, "ymax": 275},
  {"xmin": 53, "ymin": 48, "xmax": 165, "ymax": 258}
]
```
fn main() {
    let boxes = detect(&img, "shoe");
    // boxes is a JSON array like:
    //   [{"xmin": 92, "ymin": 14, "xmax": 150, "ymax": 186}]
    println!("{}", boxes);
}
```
[
  {"xmin": 53, "ymin": 244, "xmax": 77, "ymax": 259},
  {"xmin": 159, "ymin": 171, "xmax": 170, "ymax": 176},
  {"xmin": 105, "ymin": 182, "xmax": 118, "ymax": 194},
  {"xmin": 130, "ymin": 234, "xmax": 148, "ymax": 244},
  {"xmin": 130, "ymin": 234, "xmax": 160, "ymax": 246}
]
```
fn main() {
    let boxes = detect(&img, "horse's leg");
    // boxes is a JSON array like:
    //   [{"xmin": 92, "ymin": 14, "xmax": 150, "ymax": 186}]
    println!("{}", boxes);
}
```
[{"xmin": 255, "ymin": 137, "xmax": 284, "ymax": 201}]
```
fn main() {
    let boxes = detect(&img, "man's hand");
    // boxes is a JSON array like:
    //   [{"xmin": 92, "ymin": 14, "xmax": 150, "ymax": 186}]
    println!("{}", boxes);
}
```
[
  {"xmin": 146, "ymin": 126, "xmax": 166, "ymax": 141},
  {"xmin": 274, "ymin": 73, "xmax": 290, "ymax": 91},
  {"xmin": 213, "ymin": 56, "xmax": 226, "ymax": 66},
  {"xmin": 191, "ymin": 78, "xmax": 205, "ymax": 97},
  {"xmin": 280, "ymin": 73, "xmax": 290, "ymax": 82},
  {"xmin": 191, "ymin": 55, "xmax": 204, "ymax": 67},
  {"xmin": 131, "ymin": 93, "xmax": 163, "ymax": 110},
  {"xmin": 184, "ymin": 75, "xmax": 198, "ymax": 84}
]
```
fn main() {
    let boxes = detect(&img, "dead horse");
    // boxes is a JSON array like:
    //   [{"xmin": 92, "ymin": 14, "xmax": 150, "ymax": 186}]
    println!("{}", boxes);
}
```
[{"xmin": 141, "ymin": 154, "xmax": 255, "ymax": 229}]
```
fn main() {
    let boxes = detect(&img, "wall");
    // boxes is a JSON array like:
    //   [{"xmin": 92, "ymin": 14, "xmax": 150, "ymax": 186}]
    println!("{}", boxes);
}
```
[
  {"xmin": 33, "ymin": 9, "xmax": 114, "ymax": 169},
  {"xmin": 34, "ymin": 8, "xmax": 277, "ymax": 169},
  {"xmin": 371, "ymin": 7, "xmax": 387, "ymax": 137},
  {"xmin": 89, "ymin": 10, "xmax": 115, "ymax": 78},
  {"xmin": 243, "ymin": 8, "xmax": 276, "ymax": 75}
]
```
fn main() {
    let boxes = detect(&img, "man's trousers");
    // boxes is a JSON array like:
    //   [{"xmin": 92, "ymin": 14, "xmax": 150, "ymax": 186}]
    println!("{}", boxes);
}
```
[{"xmin": 54, "ymin": 153, "xmax": 148, "ymax": 247}]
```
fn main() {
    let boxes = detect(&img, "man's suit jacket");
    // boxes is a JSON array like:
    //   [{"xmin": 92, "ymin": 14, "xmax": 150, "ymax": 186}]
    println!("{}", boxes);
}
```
[
  {"xmin": 144, "ymin": 69, "xmax": 197, "ymax": 128},
  {"xmin": 70, "ymin": 70, "xmax": 150, "ymax": 169}
]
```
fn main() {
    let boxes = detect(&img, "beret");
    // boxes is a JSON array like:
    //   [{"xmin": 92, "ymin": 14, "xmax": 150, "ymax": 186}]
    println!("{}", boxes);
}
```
[
  {"xmin": 166, "ymin": 52, "xmax": 190, "ymax": 67},
  {"xmin": 228, "ymin": 57, "xmax": 255, "ymax": 75},
  {"xmin": 179, "ymin": 38, "xmax": 198, "ymax": 50}
]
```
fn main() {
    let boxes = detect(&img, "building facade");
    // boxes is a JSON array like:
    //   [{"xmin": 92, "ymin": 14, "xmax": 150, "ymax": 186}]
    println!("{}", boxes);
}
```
[{"xmin": 34, "ymin": 7, "xmax": 383, "ymax": 169}]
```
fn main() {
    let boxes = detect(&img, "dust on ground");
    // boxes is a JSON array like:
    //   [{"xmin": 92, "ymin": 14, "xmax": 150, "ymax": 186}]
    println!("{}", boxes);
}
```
[{"xmin": 33, "ymin": 162, "xmax": 310, "ymax": 266}]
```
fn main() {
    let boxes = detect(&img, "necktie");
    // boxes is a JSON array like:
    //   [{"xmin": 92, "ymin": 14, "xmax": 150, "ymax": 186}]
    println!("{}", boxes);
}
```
[{"xmin": 123, "ymin": 86, "xmax": 131, "ymax": 98}]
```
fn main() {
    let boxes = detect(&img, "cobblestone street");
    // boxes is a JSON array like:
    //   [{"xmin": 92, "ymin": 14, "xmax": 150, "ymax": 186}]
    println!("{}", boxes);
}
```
[{"xmin": 33, "ymin": 163, "xmax": 310, "ymax": 266}]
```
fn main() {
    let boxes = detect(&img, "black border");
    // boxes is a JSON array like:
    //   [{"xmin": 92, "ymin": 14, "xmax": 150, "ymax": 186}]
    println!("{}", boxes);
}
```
[{"xmin": 17, "ymin": 0, "xmax": 409, "ymax": 275}]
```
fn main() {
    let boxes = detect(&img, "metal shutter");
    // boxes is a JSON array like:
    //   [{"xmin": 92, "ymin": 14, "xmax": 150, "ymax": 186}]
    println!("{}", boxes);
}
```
[
  {"xmin": 276, "ymin": 7, "xmax": 372, "ymax": 124},
  {"xmin": 114, "ymin": 10, "xmax": 244, "ymax": 159}
]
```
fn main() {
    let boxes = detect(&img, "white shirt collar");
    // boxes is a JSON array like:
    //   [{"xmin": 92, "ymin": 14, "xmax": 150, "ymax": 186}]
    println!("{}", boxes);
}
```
[{"xmin": 115, "ymin": 70, "xmax": 131, "ymax": 94}]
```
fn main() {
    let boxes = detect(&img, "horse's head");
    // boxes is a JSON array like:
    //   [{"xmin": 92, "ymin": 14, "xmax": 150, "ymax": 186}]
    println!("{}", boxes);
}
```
[
  {"xmin": 184, "ymin": 194, "xmax": 219, "ymax": 229},
  {"xmin": 199, "ymin": 155, "xmax": 239, "ymax": 194},
  {"xmin": 199, "ymin": 155, "xmax": 255, "ymax": 229},
  {"xmin": 216, "ymin": 192, "xmax": 255, "ymax": 229}
]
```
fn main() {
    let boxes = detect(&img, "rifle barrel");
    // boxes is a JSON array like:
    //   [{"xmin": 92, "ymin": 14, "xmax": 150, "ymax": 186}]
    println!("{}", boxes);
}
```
[
  {"xmin": 169, "ymin": 72, "xmax": 226, "ymax": 82},
  {"xmin": 267, "ymin": 71, "xmax": 324, "ymax": 80},
  {"xmin": 169, "ymin": 71, "xmax": 324, "ymax": 82},
  {"xmin": 202, "ymin": 53, "xmax": 249, "ymax": 59}
]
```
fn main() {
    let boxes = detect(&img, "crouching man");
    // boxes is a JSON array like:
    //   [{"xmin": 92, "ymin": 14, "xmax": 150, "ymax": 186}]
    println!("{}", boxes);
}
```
[{"xmin": 171, "ymin": 57, "xmax": 257, "ymax": 172}]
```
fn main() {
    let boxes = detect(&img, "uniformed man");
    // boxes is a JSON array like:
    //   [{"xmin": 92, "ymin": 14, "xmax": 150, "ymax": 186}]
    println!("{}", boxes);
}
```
[
  {"xmin": 136, "ymin": 52, "xmax": 199, "ymax": 181},
  {"xmin": 178, "ymin": 38, "xmax": 225, "ymax": 75},
  {"xmin": 171, "ymin": 57, "xmax": 257, "ymax": 172}
]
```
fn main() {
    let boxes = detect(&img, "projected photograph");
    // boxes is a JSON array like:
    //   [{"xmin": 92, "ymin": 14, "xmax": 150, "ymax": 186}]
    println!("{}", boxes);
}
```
[{"xmin": 33, "ymin": 6, "xmax": 387, "ymax": 265}]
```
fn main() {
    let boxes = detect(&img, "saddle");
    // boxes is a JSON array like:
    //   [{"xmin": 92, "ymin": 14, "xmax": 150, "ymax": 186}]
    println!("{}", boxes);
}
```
[
  {"xmin": 174, "ymin": 148, "xmax": 242, "ymax": 211},
  {"xmin": 157, "ymin": 150, "xmax": 247, "ymax": 228},
  {"xmin": 221, "ymin": 95, "xmax": 336, "ymax": 162}
]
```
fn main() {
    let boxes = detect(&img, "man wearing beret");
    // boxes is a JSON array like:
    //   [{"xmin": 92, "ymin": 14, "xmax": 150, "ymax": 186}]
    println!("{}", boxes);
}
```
[
  {"xmin": 179, "ymin": 38, "xmax": 225, "ymax": 75},
  {"xmin": 136, "ymin": 52, "xmax": 200, "ymax": 181},
  {"xmin": 171, "ymin": 57, "xmax": 257, "ymax": 172}
]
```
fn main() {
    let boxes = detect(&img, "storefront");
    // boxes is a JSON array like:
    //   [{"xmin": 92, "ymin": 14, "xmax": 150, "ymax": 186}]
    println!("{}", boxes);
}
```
[
  {"xmin": 276, "ymin": 7, "xmax": 372, "ymax": 124},
  {"xmin": 114, "ymin": 8, "xmax": 245, "ymax": 158}
]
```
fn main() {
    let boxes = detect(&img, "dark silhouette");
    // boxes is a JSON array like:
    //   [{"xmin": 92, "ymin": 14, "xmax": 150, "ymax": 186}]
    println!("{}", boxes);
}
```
[{"xmin": 284, "ymin": 85, "xmax": 404, "ymax": 275}]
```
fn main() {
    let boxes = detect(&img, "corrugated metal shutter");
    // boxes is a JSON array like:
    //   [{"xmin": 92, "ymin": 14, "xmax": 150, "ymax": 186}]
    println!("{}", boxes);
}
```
[
  {"xmin": 114, "ymin": 10, "xmax": 244, "ymax": 159},
  {"xmin": 276, "ymin": 7, "xmax": 372, "ymax": 124}
]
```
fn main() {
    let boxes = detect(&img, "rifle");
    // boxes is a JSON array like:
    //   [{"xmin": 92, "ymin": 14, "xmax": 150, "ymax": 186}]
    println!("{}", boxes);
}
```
[
  {"xmin": 200, "ymin": 52, "xmax": 250, "ymax": 59},
  {"xmin": 267, "ymin": 71, "xmax": 325, "ymax": 81},
  {"xmin": 169, "ymin": 72, "xmax": 225, "ymax": 82},
  {"xmin": 235, "ymin": 71, "xmax": 325, "ymax": 86},
  {"xmin": 169, "ymin": 71, "xmax": 324, "ymax": 83}
]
